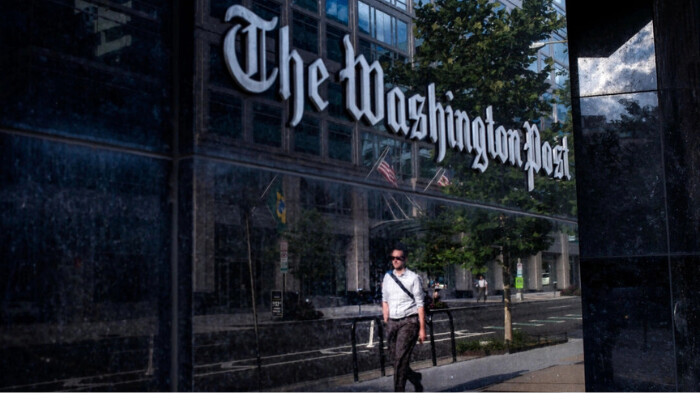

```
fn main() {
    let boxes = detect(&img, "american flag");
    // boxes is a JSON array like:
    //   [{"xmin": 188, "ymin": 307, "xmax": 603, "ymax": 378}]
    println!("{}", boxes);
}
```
[
  {"xmin": 437, "ymin": 171, "xmax": 451, "ymax": 187},
  {"xmin": 378, "ymin": 156, "xmax": 398, "ymax": 187}
]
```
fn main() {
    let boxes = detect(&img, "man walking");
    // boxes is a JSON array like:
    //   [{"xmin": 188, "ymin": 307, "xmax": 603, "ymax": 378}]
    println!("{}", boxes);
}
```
[
  {"xmin": 382, "ymin": 245, "xmax": 426, "ymax": 392},
  {"xmin": 476, "ymin": 274, "xmax": 488, "ymax": 302}
]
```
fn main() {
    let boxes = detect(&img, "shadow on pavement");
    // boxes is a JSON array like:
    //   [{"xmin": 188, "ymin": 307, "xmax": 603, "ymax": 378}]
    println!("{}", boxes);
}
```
[{"xmin": 441, "ymin": 371, "xmax": 527, "ymax": 392}]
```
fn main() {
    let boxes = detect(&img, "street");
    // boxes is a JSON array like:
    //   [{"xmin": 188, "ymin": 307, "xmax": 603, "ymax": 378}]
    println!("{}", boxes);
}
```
[
  {"xmin": 0, "ymin": 296, "xmax": 581, "ymax": 392},
  {"xmin": 193, "ymin": 297, "xmax": 582, "ymax": 391}
]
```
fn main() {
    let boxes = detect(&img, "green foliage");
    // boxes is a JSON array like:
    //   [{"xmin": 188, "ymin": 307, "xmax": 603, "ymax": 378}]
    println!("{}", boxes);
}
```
[
  {"xmin": 389, "ymin": 0, "xmax": 564, "ymax": 125},
  {"xmin": 283, "ymin": 209, "xmax": 335, "ymax": 297},
  {"xmin": 393, "ymin": 1, "xmax": 571, "ymax": 285}
]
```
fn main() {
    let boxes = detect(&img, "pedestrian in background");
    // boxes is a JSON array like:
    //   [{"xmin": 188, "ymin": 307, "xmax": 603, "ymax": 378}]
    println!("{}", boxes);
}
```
[
  {"xmin": 476, "ymin": 274, "xmax": 488, "ymax": 302},
  {"xmin": 382, "ymin": 245, "xmax": 426, "ymax": 392}
]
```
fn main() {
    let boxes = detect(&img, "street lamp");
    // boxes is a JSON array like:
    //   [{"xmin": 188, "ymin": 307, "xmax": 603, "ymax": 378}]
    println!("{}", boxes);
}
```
[{"xmin": 530, "ymin": 39, "xmax": 568, "ymax": 49}]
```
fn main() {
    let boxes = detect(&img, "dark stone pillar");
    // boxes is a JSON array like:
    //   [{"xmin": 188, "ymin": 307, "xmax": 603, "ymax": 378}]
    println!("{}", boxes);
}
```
[{"xmin": 567, "ymin": 0, "xmax": 700, "ymax": 391}]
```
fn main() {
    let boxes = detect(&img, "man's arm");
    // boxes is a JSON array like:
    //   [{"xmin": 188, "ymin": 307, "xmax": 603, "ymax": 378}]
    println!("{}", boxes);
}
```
[
  {"xmin": 417, "ymin": 306, "xmax": 426, "ymax": 344},
  {"xmin": 383, "ymin": 301, "xmax": 389, "ymax": 323}
]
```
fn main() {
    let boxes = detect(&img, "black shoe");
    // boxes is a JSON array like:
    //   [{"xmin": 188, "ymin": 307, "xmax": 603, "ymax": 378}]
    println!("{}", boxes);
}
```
[{"xmin": 412, "ymin": 372, "xmax": 423, "ymax": 392}]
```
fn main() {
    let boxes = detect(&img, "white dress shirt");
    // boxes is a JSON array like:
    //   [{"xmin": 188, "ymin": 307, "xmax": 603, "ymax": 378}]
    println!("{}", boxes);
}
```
[{"xmin": 382, "ymin": 268, "xmax": 424, "ymax": 319}]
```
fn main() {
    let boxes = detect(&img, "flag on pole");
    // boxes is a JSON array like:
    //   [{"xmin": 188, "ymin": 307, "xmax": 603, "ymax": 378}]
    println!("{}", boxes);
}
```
[
  {"xmin": 266, "ymin": 178, "xmax": 286, "ymax": 231},
  {"xmin": 437, "ymin": 169, "xmax": 451, "ymax": 187},
  {"xmin": 378, "ymin": 156, "xmax": 398, "ymax": 187}
]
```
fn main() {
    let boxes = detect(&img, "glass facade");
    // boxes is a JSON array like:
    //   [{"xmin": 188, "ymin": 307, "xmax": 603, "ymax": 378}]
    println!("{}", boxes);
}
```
[{"xmin": 0, "ymin": 0, "xmax": 588, "ymax": 392}]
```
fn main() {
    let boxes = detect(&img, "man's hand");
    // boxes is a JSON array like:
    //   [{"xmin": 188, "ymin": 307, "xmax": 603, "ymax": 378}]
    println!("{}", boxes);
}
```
[{"xmin": 418, "ymin": 327, "xmax": 426, "ymax": 344}]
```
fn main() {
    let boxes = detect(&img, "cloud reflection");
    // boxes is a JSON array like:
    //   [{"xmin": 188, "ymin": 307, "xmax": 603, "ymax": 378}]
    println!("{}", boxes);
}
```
[{"xmin": 578, "ymin": 21, "xmax": 657, "ymax": 97}]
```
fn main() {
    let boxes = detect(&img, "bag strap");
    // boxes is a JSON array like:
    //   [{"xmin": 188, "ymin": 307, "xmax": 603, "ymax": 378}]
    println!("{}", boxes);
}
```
[{"xmin": 387, "ymin": 271, "xmax": 415, "ymax": 301}]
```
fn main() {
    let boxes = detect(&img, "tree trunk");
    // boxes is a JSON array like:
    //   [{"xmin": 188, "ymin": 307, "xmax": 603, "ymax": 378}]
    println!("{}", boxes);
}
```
[{"xmin": 503, "ymin": 266, "xmax": 513, "ymax": 343}]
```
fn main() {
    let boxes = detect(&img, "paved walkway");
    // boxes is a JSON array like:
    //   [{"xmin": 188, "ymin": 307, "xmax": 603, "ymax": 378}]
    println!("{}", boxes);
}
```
[{"xmin": 282, "ymin": 336, "xmax": 584, "ymax": 392}]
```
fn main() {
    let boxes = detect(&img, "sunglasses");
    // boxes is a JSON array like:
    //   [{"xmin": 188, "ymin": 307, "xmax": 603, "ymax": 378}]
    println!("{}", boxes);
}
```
[{"xmin": 390, "ymin": 256, "xmax": 405, "ymax": 261}]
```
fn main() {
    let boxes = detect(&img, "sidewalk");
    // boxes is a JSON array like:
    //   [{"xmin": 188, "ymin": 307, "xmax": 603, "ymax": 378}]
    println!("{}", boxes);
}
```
[
  {"xmin": 283, "ymin": 336, "xmax": 584, "ymax": 392},
  {"xmin": 271, "ymin": 292, "xmax": 585, "ymax": 393}
]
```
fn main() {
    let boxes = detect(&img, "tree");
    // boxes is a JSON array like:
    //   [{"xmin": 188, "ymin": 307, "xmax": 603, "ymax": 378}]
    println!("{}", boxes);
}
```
[
  {"xmin": 283, "ymin": 208, "xmax": 335, "ymax": 299},
  {"xmin": 392, "ymin": 0, "xmax": 569, "ymax": 342}
]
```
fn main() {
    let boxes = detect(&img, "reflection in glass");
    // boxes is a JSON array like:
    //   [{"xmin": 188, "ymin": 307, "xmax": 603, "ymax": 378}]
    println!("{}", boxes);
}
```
[
  {"xmin": 578, "ymin": 21, "xmax": 656, "ymax": 97},
  {"xmin": 361, "ymin": 132, "xmax": 411, "ymax": 183},
  {"xmin": 326, "ymin": 25, "xmax": 347, "ymax": 62},
  {"xmin": 294, "ymin": 117, "xmax": 320, "ymax": 155},
  {"xmin": 0, "ymin": 0, "xmax": 170, "ymax": 152},
  {"xmin": 328, "ymin": 122, "xmax": 353, "ymax": 162},
  {"xmin": 292, "ymin": 12, "xmax": 319, "ymax": 54},
  {"xmin": 253, "ymin": 104, "xmax": 282, "ymax": 147},
  {"xmin": 0, "ymin": 135, "xmax": 169, "ymax": 391},
  {"xmin": 326, "ymin": 0, "xmax": 348, "ymax": 25},
  {"xmin": 187, "ymin": 153, "xmax": 579, "ymax": 391},
  {"xmin": 577, "ymin": 92, "xmax": 665, "ymax": 257}
]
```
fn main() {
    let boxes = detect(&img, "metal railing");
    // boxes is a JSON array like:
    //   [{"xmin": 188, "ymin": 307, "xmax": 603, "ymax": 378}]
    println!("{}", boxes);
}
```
[
  {"xmin": 427, "ymin": 309, "xmax": 457, "ymax": 365},
  {"xmin": 350, "ymin": 316, "xmax": 386, "ymax": 382},
  {"xmin": 350, "ymin": 310, "xmax": 458, "ymax": 382}
]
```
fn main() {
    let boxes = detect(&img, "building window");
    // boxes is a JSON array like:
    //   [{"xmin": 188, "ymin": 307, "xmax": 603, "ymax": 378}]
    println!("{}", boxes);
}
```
[
  {"xmin": 419, "ymin": 146, "xmax": 437, "ymax": 179},
  {"xmin": 380, "ymin": 0, "xmax": 407, "ymax": 11},
  {"xmin": 208, "ymin": 92, "xmax": 242, "ymax": 139},
  {"xmin": 361, "ymin": 132, "xmax": 412, "ymax": 181},
  {"xmin": 211, "ymin": 0, "xmax": 244, "ymax": 19},
  {"xmin": 294, "ymin": 0, "xmax": 319, "ymax": 13},
  {"xmin": 328, "ymin": 122, "xmax": 353, "ymax": 162},
  {"xmin": 553, "ymin": 41, "xmax": 568, "ymax": 65},
  {"xmin": 359, "ymin": 38, "xmax": 403, "ymax": 65},
  {"xmin": 328, "ymin": 82, "xmax": 346, "ymax": 119},
  {"xmin": 326, "ymin": 24, "xmax": 347, "ymax": 62},
  {"xmin": 358, "ymin": 1, "xmax": 409, "ymax": 52},
  {"xmin": 294, "ymin": 117, "xmax": 321, "ymax": 155},
  {"xmin": 293, "ymin": 12, "xmax": 319, "ymax": 54},
  {"xmin": 326, "ymin": 0, "xmax": 349, "ymax": 25},
  {"xmin": 253, "ymin": 0, "xmax": 281, "ymax": 20},
  {"xmin": 253, "ymin": 104, "xmax": 282, "ymax": 147}
]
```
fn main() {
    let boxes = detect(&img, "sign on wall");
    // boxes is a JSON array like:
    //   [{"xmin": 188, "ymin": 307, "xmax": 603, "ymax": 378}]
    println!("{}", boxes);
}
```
[{"xmin": 222, "ymin": 5, "xmax": 571, "ymax": 192}]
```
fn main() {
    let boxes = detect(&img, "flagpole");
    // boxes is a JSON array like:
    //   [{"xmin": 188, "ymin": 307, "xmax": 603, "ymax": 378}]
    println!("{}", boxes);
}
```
[
  {"xmin": 423, "ymin": 167, "xmax": 445, "ymax": 192},
  {"xmin": 259, "ymin": 175, "xmax": 278, "ymax": 201},
  {"xmin": 382, "ymin": 194, "xmax": 399, "ymax": 220},
  {"xmin": 388, "ymin": 194, "xmax": 410, "ymax": 219},
  {"xmin": 365, "ymin": 146, "xmax": 391, "ymax": 180}
]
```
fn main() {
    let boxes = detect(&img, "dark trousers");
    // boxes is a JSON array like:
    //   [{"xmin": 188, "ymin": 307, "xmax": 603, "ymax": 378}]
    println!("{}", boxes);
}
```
[
  {"xmin": 386, "ymin": 315, "xmax": 421, "ymax": 392},
  {"xmin": 477, "ymin": 287, "xmax": 487, "ymax": 302}
]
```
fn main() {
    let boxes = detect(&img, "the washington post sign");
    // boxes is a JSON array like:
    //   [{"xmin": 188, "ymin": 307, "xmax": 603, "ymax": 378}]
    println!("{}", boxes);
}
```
[{"xmin": 222, "ymin": 5, "xmax": 571, "ymax": 191}]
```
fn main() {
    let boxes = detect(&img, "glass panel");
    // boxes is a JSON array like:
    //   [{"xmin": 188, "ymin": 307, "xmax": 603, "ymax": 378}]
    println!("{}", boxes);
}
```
[
  {"xmin": 292, "ymin": 12, "xmax": 319, "ymax": 54},
  {"xmin": 0, "ymin": 0, "xmax": 171, "ymax": 152},
  {"xmin": 208, "ymin": 92, "xmax": 242, "ymax": 139},
  {"xmin": 578, "ymin": 21, "xmax": 657, "ymax": 97},
  {"xmin": 553, "ymin": 42, "xmax": 568, "ymax": 64},
  {"xmin": 211, "ymin": 0, "xmax": 243, "ymax": 19},
  {"xmin": 294, "ymin": 0, "xmax": 318, "ymax": 13},
  {"xmin": 253, "ymin": 104, "xmax": 282, "ymax": 147},
  {"xmin": 578, "ymin": 92, "xmax": 665, "ymax": 257},
  {"xmin": 187, "ymin": 158, "xmax": 581, "ymax": 392},
  {"xmin": 397, "ymin": 19, "xmax": 408, "ymax": 52},
  {"xmin": 328, "ymin": 122, "xmax": 353, "ymax": 162},
  {"xmin": 358, "ymin": 1, "xmax": 370, "ymax": 34},
  {"xmin": 0, "ymin": 134, "xmax": 170, "ymax": 391},
  {"xmin": 326, "ymin": 25, "xmax": 347, "ymax": 62},
  {"xmin": 328, "ymin": 82, "xmax": 346, "ymax": 119},
  {"xmin": 294, "ymin": 117, "xmax": 320, "ymax": 155},
  {"xmin": 361, "ymin": 132, "xmax": 411, "ymax": 183},
  {"xmin": 325, "ymin": 0, "xmax": 348, "ymax": 25}
]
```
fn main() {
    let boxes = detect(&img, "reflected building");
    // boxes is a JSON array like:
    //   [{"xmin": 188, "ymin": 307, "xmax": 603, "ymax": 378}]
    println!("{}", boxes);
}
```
[{"xmin": 1, "ymin": 0, "xmax": 577, "ymax": 391}]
